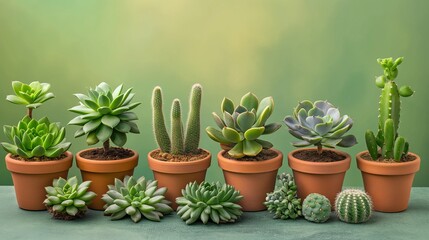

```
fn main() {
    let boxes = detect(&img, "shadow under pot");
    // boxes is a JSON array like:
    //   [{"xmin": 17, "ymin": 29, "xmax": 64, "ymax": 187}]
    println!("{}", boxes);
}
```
[
  {"xmin": 217, "ymin": 148, "xmax": 283, "ymax": 212},
  {"xmin": 287, "ymin": 148, "xmax": 351, "ymax": 207},
  {"xmin": 147, "ymin": 149, "xmax": 211, "ymax": 210},
  {"xmin": 76, "ymin": 148, "xmax": 139, "ymax": 210},
  {"xmin": 356, "ymin": 151, "xmax": 420, "ymax": 213},
  {"xmin": 5, "ymin": 151, "xmax": 73, "ymax": 210}
]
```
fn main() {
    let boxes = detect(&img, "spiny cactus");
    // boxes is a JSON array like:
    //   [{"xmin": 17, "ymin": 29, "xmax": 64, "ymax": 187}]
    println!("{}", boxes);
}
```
[
  {"xmin": 152, "ymin": 84, "xmax": 202, "ymax": 155},
  {"xmin": 1, "ymin": 116, "xmax": 71, "ymax": 159},
  {"xmin": 284, "ymin": 100, "xmax": 357, "ymax": 154},
  {"xmin": 264, "ymin": 173, "xmax": 302, "ymax": 220},
  {"xmin": 302, "ymin": 193, "xmax": 331, "ymax": 223},
  {"xmin": 206, "ymin": 93, "xmax": 281, "ymax": 158},
  {"xmin": 365, "ymin": 57, "xmax": 414, "ymax": 161},
  {"xmin": 335, "ymin": 189, "xmax": 372, "ymax": 224},
  {"xmin": 44, "ymin": 176, "xmax": 96, "ymax": 220},
  {"xmin": 176, "ymin": 181, "xmax": 243, "ymax": 224},
  {"xmin": 102, "ymin": 176, "xmax": 173, "ymax": 223}
]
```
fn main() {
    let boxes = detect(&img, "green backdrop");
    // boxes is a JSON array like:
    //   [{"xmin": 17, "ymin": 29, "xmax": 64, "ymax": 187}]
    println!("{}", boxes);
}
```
[{"xmin": 0, "ymin": 0, "xmax": 428, "ymax": 186}]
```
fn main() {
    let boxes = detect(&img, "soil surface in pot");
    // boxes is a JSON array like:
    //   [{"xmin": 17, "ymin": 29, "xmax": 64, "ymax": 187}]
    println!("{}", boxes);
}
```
[
  {"xmin": 151, "ymin": 149, "xmax": 209, "ymax": 162},
  {"xmin": 47, "ymin": 205, "xmax": 86, "ymax": 220},
  {"xmin": 360, "ymin": 152, "xmax": 416, "ymax": 163},
  {"xmin": 80, "ymin": 147, "xmax": 134, "ymax": 160},
  {"xmin": 222, "ymin": 149, "xmax": 278, "ymax": 161},
  {"xmin": 293, "ymin": 149, "xmax": 345, "ymax": 162},
  {"xmin": 10, "ymin": 154, "xmax": 68, "ymax": 162}
]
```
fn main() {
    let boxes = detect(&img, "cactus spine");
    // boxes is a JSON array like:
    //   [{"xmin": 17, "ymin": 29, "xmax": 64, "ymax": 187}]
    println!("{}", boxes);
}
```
[
  {"xmin": 365, "ymin": 57, "xmax": 414, "ymax": 161},
  {"xmin": 152, "ymin": 87, "xmax": 171, "ymax": 153},
  {"xmin": 335, "ymin": 189, "xmax": 372, "ymax": 224},
  {"xmin": 184, "ymin": 84, "xmax": 202, "ymax": 153}
]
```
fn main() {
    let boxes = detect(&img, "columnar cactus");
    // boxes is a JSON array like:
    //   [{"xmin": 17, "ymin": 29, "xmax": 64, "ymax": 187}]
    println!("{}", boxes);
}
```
[
  {"xmin": 302, "ymin": 193, "xmax": 331, "ymax": 223},
  {"xmin": 264, "ymin": 173, "xmax": 302, "ymax": 220},
  {"xmin": 365, "ymin": 57, "xmax": 414, "ymax": 161},
  {"xmin": 152, "ymin": 84, "xmax": 202, "ymax": 155},
  {"xmin": 335, "ymin": 189, "xmax": 372, "ymax": 224},
  {"xmin": 176, "ymin": 181, "xmax": 243, "ymax": 224}
]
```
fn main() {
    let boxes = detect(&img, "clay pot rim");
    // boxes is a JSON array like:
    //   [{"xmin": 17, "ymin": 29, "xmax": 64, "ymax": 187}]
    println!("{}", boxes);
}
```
[
  {"xmin": 287, "ymin": 148, "xmax": 351, "ymax": 174},
  {"xmin": 76, "ymin": 147, "xmax": 139, "ymax": 163},
  {"xmin": 356, "ymin": 150, "xmax": 420, "ymax": 175},
  {"xmin": 5, "ymin": 151, "xmax": 73, "ymax": 174},
  {"xmin": 147, "ymin": 148, "xmax": 211, "ymax": 174},
  {"xmin": 76, "ymin": 148, "xmax": 139, "ymax": 173},
  {"xmin": 217, "ymin": 148, "xmax": 283, "ymax": 174}
]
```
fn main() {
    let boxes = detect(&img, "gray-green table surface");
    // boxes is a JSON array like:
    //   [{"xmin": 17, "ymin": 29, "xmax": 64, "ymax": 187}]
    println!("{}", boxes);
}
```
[{"xmin": 1, "ymin": 186, "xmax": 428, "ymax": 240}]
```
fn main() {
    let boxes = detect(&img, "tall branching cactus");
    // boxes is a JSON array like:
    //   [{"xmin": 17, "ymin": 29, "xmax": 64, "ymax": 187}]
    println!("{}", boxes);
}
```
[
  {"xmin": 152, "ymin": 84, "xmax": 202, "ymax": 155},
  {"xmin": 365, "ymin": 57, "xmax": 414, "ymax": 161}
]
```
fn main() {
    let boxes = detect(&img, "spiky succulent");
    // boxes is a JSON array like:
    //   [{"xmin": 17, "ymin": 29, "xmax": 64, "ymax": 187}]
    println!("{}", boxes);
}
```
[
  {"xmin": 335, "ymin": 189, "xmax": 372, "ymax": 224},
  {"xmin": 68, "ymin": 82, "xmax": 140, "ymax": 152},
  {"xmin": 284, "ymin": 100, "xmax": 357, "ymax": 154},
  {"xmin": 302, "ymin": 193, "xmax": 331, "ymax": 223},
  {"xmin": 264, "ymin": 173, "xmax": 302, "ymax": 220},
  {"xmin": 1, "ymin": 116, "xmax": 71, "ymax": 158},
  {"xmin": 206, "ymin": 93, "xmax": 281, "ymax": 158},
  {"xmin": 176, "ymin": 181, "xmax": 243, "ymax": 224},
  {"xmin": 6, "ymin": 81, "xmax": 55, "ymax": 110},
  {"xmin": 44, "ymin": 176, "xmax": 96, "ymax": 220},
  {"xmin": 102, "ymin": 176, "xmax": 173, "ymax": 223}
]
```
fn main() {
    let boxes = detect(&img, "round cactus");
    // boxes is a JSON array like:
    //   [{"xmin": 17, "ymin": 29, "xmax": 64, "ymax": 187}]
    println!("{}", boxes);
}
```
[
  {"xmin": 335, "ymin": 189, "xmax": 372, "ymax": 224},
  {"xmin": 302, "ymin": 193, "xmax": 331, "ymax": 223}
]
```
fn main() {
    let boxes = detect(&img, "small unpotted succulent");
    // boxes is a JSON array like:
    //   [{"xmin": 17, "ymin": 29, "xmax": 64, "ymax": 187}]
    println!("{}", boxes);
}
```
[
  {"xmin": 44, "ymin": 176, "xmax": 96, "ymax": 220},
  {"xmin": 206, "ymin": 93, "xmax": 282, "ymax": 211},
  {"xmin": 147, "ymin": 84, "xmax": 211, "ymax": 209},
  {"xmin": 1, "ymin": 81, "xmax": 73, "ymax": 210},
  {"xmin": 69, "ymin": 82, "xmax": 141, "ymax": 210},
  {"xmin": 357, "ymin": 57, "xmax": 420, "ymax": 212},
  {"xmin": 284, "ymin": 100, "xmax": 357, "ymax": 205},
  {"xmin": 335, "ymin": 189, "xmax": 372, "ymax": 224}
]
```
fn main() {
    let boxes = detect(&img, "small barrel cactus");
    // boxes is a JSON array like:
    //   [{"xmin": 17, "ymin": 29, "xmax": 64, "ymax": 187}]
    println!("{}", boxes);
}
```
[
  {"xmin": 176, "ymin": 181, "xmax": 243, "ymax": 224},
  {"xmin": 302, "ymin": 193, "xmax": 331, "ymax": 223},
  {"xmin": 44, "ymin": 176, "xmax": 96, "ymax": 220},
  {"xmin": 264, "ymin": 173, "xmax": 302, "ymax": 220},
  {"xmin": 284, "ymin": 100, "xmax": 357, "ymax": 154},
  {"xmin": 102, "ymin": 176, "xmax": 173, "ymax": 223},
  {"xmin": 335, "ymin": 189, "xmax": 372, "ymax": 224},
  {"xmin": 206, "ymin": 92, "xmax": 281, "ymax": 158}
]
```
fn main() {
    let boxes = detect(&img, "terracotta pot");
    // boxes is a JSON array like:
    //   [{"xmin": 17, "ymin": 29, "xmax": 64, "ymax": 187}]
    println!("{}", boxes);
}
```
[
  {"xmin": 287, "ymin": 148, "xmax": 350, "ymax": 207},
  {"xmin": 218, "ymin": 149, "xmax": 283, "ymax": 212},
  {"xmin": 5, "ymin": 151, "xmax": 73, "ymax": 210},
  {"xmin": 76, "ymin": 148, "xmax": 139, "ymax": 210},
  {"xmin": 147, "ymin": 149, "xmax": 211, "ymax": 210},
  {"xmin": 356, "ymin": 151, "xmax": 420, "ymax": 212}
]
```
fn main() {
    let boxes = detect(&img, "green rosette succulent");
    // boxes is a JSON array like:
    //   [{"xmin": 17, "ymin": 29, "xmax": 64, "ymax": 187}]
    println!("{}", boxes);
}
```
[
  {"xmin": 284, "ymin": 100, "xmax": 357, "ymax": 154},
  {"xmin": 68, "ymin": 82, "xmax": 141, "ymax": 152},
  {"xmin": 44, "ymin": 176, "xmax": 96, "ymax": 220},
  {"xmin": 102, "ymin": 176, "xmax": 173, "ymax": 223},
  {"xmin": 176, "ymin": 181, "xmax": 243, "ymax": 225},
  {"xmin": 6, "ymin": 81, "xmax": 55, "ymax": 110},
  {"xmin": 206, "ymin": 93, "xmax": 281, "ymax": 158},
  {"xmin": 1, "ymin": 116, "xmax": 71, "ymax": 159}
]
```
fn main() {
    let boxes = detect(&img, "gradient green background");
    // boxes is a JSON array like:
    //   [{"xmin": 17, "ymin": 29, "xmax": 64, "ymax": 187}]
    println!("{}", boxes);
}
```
[{"xmin": 0, "ymin": 0, "xmax": 428, "ymax": 186}]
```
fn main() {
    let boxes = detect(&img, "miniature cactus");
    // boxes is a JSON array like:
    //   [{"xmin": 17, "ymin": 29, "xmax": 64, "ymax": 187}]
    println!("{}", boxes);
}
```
[
  {"xmin": 152, "ymin": 84, "xmax": 202, "ymax": 155},
  {"xmin": 365, "ymin": 57, "xmax": 413, "ymax": 161},
  {"xmin": 302, "ymin": 193, "xmax": 331, "ymax": 223},
  {"xmin": 102, "ymin": 176, "xmax": 173, "ymax": 223},
  {"xmin": 335, "ymin": 189, "xmax": 372, "ymax": 224},
  {"xmin": 176, "ymin": 181, "xmax": 243, "ymax": 224},
  {"xmin": 284, "ymin": 100, "xmax": 357, "ymax": 154},
  {"xmin": 264, "ymin": 173, "xmax": 302, "ymax": 220},
  {"xmin": 206, "ymin": 93, "xmax": 281, "ymax": 158},
  {"xmin": 44, "ymin": 176, "xmax": 96, "ymax": 220}
]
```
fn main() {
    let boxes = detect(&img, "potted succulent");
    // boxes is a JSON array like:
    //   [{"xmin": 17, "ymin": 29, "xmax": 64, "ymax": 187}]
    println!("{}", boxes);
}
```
[
  {"xmin": 147, "ymin": 84, "xmax": 211, "ymax": 209},
  {"xmin": 68, "ymin": 82, "xmax": 141, "ymax": 210},
  {"xmin": 205, "ymin": 92, "xmax": 282, "ymax": 211},
  {"xmin": 1, "ymin": 81, "xmax": 72, "ymax": 210},
  {"xmin": 357, "ymin": 57, "xmax": 420, "ymax": 212},
  {"xmin": 284, "ymin": 100, "xmax": 357, "ymax": 205}
]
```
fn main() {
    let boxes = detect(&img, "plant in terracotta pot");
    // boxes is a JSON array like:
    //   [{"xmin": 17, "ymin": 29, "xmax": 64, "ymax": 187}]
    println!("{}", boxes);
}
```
[
  {"xmin": 284, "ymin": 100, "xmax": 357, "ymax": 206},
  {"xmin": 357, "ymin": 57, "xmax": 420, "ymax": 212},
  {"xmin": 1, "ymin": 81, "xmax": 73, "ymax": 210},
  {"xmin": 205, "ymin": 93, "xmax": 282, "ymax": 211},
  {"xmin": 148, "ymin": 84, "xmax": 211, "ymax": 210},
  {"xmin": 68, "ymin": 82, "xmax": 141, "ymax": 210}
]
